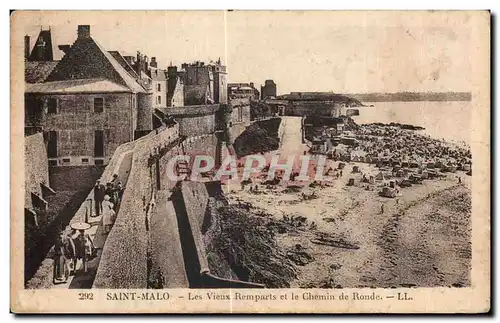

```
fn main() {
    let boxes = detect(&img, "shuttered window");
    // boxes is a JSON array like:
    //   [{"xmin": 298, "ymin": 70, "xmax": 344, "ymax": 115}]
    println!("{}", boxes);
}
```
[
  {"xmin": 47, "ymin": 98, "xmax": 58, "ymax": 114},
  {"xmin": 94, "ymin": 97, "xmax": 104, "ymax": 113}
]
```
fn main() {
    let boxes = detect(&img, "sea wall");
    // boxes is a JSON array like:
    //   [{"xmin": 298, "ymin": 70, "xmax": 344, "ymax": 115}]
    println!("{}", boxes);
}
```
[
  {"xmin": 171, "ymin": 181, "xmax": 264, "ymax": 288},
  {"xmin": 149, "ymin": 190, "xmax": 189, "ymax": 288},
  {"xmin": 157, "ymin": 134, "xmax": 219, "ymax": 191},
  {"xmin": 93, "ymin": 124, "xmax": 180, "ymax": 288},
  {"xmin": 161, "ymin": 105, "xmax": 219, "ymax": 137}
]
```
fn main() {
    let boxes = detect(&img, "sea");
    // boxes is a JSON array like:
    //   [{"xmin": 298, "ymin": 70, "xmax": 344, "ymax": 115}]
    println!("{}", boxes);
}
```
[{"xmin": 352, "ymin": 101, "xmax": 471, "ymax": 147}]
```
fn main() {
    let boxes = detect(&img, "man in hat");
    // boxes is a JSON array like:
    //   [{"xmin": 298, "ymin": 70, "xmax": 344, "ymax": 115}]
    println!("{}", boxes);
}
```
[{"xmin": 93, "ymin": 180, "xmax": 105, "ymax": 217}]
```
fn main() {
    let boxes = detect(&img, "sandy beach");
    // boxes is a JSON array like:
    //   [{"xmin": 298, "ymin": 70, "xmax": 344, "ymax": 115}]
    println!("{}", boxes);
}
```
[{"xmin": 222, "ymin": 117, "xmax": 471, "ymax": 288}]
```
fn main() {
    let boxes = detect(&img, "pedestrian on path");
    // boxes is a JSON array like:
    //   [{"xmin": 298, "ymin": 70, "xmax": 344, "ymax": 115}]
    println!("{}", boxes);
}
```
[
  {"xmin": 102, "ymin": 195, "xmax": 116, "ymax": 234},
  {"xmin": 93, "ymin": 180, "xmax": 105, "ymax": 217}
]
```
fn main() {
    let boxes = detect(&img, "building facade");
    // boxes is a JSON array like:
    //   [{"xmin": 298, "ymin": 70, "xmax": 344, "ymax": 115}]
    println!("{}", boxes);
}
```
[
  {"xmin": 149, "ymin": 62, "xmax": 168, "ymax": 108},
  {"xmin": 24, "ymin": 25, "xmax": 151, "ymax": 166},
  {"xmin": 181, "ymin": 60, "xmax": 227, "ymax": 106},
  {"xmin": 228, "ymin": 82, "xmax": 259, "ymax": 100}
]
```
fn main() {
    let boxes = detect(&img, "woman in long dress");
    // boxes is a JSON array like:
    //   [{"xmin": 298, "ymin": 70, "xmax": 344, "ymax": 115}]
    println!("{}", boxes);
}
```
[{"xmin": 102, "ymin": 195, "xmax": 116, "ymax": 234}]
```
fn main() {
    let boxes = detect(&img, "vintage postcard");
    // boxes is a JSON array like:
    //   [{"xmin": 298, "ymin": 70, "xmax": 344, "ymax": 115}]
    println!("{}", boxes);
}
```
[{"xmin": 11, "ymin": 10, "xmax": 490, "ymax": 313}]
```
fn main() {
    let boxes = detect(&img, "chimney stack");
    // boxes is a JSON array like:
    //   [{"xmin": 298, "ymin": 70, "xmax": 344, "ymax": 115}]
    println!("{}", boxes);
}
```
[
  {"xmin": 150, "ymin": 57, "xmax": 157, "ymax": 68},
  {"xmin": 136, "ymin": 51, "xmax": 142, "ymax": 76},
  {"xmin": 77, "ymin": 25, "xmax": 91, "ymax": 39},
  {"xmin": 24, "ymin": 35, "xmax": 30, "ymax": 61},
  {"xmin": 250, "ymin": 82, "xmax": 254, "ymax": 88}
]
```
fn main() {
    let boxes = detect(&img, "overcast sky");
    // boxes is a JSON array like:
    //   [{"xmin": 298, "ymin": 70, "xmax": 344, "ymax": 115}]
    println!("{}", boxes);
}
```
[{"xmin": 23, "ymin": 11, "xmax": 474, "ymax": 95}]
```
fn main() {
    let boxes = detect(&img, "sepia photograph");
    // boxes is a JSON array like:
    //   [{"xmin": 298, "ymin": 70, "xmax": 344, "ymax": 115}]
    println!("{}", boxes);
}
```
[{"xmin": 10, "ymin": 10, "xmax": 490, "ymax": 313}]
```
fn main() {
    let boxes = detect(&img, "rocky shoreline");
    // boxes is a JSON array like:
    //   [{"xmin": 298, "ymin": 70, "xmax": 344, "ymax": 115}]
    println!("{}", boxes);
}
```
[{"xmin": 362, "ymin": 122, "xmax": 425, "ymax": 131}]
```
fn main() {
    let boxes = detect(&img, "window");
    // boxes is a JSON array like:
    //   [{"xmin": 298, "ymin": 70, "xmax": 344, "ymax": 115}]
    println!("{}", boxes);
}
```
[
  {"xmin": 157, "ymin": 96, "xmax": 161, "ymax": 105},
  {"xmin": 47, "ymin": 98, "xmax": 58, "ymax": 114},
  {"xmin": 81, "ymin": 158, "xmax": 89, "ymax": 163},
  {"xmin": 46, "ymin": 131, "xmax": 57, "ymax": 158},
  {"xmin": 94, "ymin": 97, "xmax": 104, "ymax": 113},
  {"xmin": 94, "ymin": 130, "xmax": 104, "ymax": 157},
  {"xmin": 62, "ymin": 158, "xmax": 70, "ymax": 165},
  {"xmin": 94, "ymin": 159, "xmax": 104, "ymax": 165},
  {"xmin": 157, "ymin": 84, "xmax": 161, "ymax": 92}
]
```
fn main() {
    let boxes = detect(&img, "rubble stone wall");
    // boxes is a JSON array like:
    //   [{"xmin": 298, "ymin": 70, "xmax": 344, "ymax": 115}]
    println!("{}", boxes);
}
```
[
  {"xmin": 24, "ymin": 132, "xmax": 49, "ymax": 210},
  {"xmin": 27, "ymin": 92, "xmax": 135, "ymax": 165}
]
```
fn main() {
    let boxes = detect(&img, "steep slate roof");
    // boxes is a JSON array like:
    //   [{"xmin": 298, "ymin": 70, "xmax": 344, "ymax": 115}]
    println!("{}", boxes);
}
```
[
  {"xmin": 28, "ymin": 29, "xmax": 55, "ymax": 61},
  {"xmin": 45, "ymin": 36, "xmax": 145, "ymax": 93},
  {"xmin": 108, "ymin": 51, "xmax": 140, "ymax": 80},
  {"xmin": 25, "ymin": 78, "xmax": 131, "ymax": 94},
  {"xmin": 25, "ymin": 61, "xmax": 59, "ymax": 83},
  {"xmin": 140, "ymin": 70, "xmax": 151, "ymax": 81}
]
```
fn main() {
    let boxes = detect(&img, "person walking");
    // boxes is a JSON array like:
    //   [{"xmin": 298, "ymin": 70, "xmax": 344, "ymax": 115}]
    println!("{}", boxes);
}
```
[
  {"xmin": 93, "ymin": 180, "xmax": 105, "ymax": 217},
  {"xmin": 53, "ymin": 232, "xmax": 69, "ymax": 284},
  {"xmin": 105, "ymin": 182, "xmax": 116, "ymax": 205},
  {"xmin": 111, "ymin": 174, "xmax": 120, "ymax": 189},
  {"xmin": 115, "ymin": 181, "xmax": 124, "ymax": 208},
  {"xmin": 102, "ymin": 195, "xmax": 116, "ymax": 234},
  {"xmin": 75, "ymin": 229, "xmax": 94, "ymax": 273},
  {"xmin": 62, "ymin": 230, "xmax": 76, "ymax": 276}
]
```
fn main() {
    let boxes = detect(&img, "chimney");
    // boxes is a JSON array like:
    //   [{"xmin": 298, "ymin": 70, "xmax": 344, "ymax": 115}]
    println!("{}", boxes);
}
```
[
  {"xmin": 167, "ymin": 65, "xmax": 177, "ymax": 76},
  {"xmin": 77, "ymin": 25, "xmax": 90, "ymax": 39},
  {"xmin": 250, "ymin": 82, "xmax": 254, "ymax": 88},
  {"xmin": 150, "ymin": 57, "xmax": 157, "ymax": 68},
  {"xmin": 136, "ymin": 51, "xmax": 142, "ymax": 76},
  {"xmin": 24, "ymin": 35, "xmax": 30, "ymax": 61}
]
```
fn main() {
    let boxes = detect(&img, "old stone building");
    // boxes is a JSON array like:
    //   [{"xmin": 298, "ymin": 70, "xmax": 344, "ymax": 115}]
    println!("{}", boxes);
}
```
[
  {"xmin": 180, "ymin": 60, "xmax": 227, "ymax": 106},
  {"xmin": 25, "ymin": 25, "xmax": 152, "ymax": 167},
  {"xmin": 228, "ymin": 82, "xmax": 259, "ymax": 100},
  {"xmin": 261, "ymin": 79, "xmax": 277, "ymax": 99}
]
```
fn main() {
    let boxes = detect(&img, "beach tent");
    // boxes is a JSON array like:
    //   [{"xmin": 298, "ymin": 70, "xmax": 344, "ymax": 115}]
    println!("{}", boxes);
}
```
[
  {"xmin": 396, "ymin": 169, "xmax": 405, "ymax": 177},
  {"xmin": 380, "ymin": 186, "xmax": 397, "ymax": 198},
  {"xmin": 375, "ymin": 172, "xmax": 385, "ymax": 181}
]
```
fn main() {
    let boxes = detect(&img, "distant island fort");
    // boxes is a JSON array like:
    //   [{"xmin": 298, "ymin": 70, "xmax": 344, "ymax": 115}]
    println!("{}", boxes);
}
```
[{"xmin": 346, "ymin": 92, "xmax": 472, "ymax": 102}]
